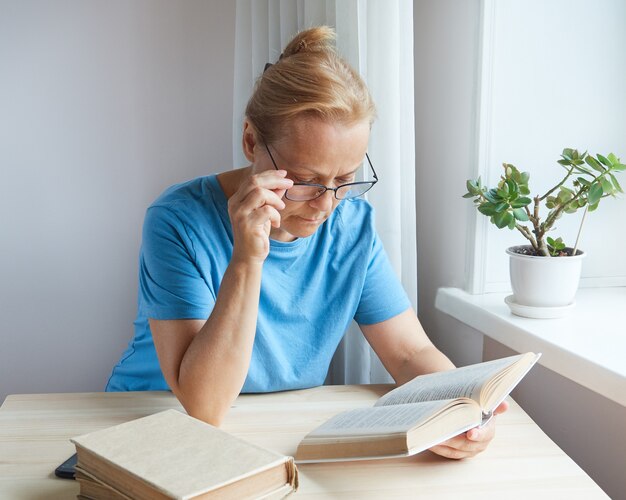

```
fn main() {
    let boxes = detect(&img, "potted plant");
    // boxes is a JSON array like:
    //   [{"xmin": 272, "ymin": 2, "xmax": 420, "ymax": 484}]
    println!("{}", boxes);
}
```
[{"xmin": 464, "ymin": 148, "xmax": 624, "ymax": 318}]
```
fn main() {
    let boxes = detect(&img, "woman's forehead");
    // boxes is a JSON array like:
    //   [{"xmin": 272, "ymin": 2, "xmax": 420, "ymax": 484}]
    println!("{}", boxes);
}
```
[
  {"xmin": 279, "ymin": 116, "xmax": 370, "ymax": 143},
  {"xmin": 273, "ymin": 118, "xmax": 370, "ymax": 173}
]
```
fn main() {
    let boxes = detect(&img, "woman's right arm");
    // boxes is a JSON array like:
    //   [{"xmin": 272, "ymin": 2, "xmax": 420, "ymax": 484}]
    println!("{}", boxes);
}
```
[{"xmin": 150, "ymin": 170, "xmax": 292, "ymax": 426}]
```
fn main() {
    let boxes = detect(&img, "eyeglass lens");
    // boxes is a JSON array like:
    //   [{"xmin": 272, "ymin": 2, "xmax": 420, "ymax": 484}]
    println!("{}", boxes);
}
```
[{"xmin": 285, "ymin": 182, "xmax": 375, "ymax": 201}]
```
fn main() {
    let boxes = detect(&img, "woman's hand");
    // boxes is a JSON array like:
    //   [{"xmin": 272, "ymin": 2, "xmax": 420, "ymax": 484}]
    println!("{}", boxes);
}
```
[
  {"xmin": 428, "ymin": 401, "xmax": 509, "ymax": 459},
  {"xmin": 228, "ymin": 169, "xmax": 293, "ymax": 263}
]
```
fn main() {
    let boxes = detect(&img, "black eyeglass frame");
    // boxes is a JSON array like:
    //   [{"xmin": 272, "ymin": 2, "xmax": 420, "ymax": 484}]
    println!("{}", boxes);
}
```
[{"xmin": 264, "ymin": 144, "xmax": 378, "ymax": 201}]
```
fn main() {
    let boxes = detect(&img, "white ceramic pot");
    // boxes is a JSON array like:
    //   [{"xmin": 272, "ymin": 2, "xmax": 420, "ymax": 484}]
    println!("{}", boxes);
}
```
[{"xmin": 507, "ymin": 245, "xmax": 585, "ymax": 308}]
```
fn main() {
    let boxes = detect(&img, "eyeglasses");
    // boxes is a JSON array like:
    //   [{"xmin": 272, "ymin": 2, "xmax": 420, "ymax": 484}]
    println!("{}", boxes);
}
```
[{"xmin": 264, "ymin": 144, "xmax": 378, "ymax": 201}]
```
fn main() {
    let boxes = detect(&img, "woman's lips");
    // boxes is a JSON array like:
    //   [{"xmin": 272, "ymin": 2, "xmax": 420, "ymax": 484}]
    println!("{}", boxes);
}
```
[{"xmin": 298, "ymin": 216, "xmax": 325, "ymax": 223}]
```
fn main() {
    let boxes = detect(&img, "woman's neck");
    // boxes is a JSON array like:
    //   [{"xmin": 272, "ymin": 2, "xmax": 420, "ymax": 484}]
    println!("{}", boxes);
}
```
[{"xmin": 216, "ymin": 166, "xmax": 251, "ymax": 198}]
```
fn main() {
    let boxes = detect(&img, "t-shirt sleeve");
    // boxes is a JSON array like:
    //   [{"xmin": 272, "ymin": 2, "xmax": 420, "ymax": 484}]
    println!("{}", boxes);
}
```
[
  {"xmin": 354, "ymin": 232, "xmax": 411, "ymax": 325},
  {"xmin": 138, "ymin": 205, "xmax": 215, "ymax": 320}
]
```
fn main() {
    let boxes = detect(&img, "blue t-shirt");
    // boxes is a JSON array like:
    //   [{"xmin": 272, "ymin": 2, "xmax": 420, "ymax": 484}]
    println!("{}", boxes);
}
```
[{"xmin": 106, "ymin": 175, "xmax": 410, "ymax": 393}]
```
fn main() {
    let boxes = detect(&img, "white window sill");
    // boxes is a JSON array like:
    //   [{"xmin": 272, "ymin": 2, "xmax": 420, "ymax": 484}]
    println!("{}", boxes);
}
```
[{"xmin": 435, "ymin": 287, "xmax": 626, "ymax": 407}]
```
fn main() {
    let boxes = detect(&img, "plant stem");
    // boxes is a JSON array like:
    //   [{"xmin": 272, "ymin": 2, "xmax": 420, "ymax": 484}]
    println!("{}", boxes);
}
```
[
  {"xmin": 515, "ymin": 223, "xmax": 538, "ymax": 250},
  {"xmin": 573, "ymin": 206, "xmax": 588, "ymax": 256},
  {"xmin": 539, "ymin": 166, "xmax": 575, "ymax": 201}
]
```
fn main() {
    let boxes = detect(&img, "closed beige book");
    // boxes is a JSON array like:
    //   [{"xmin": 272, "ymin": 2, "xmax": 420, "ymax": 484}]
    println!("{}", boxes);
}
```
[
  {"xmin": 71, "ymin": 409, "xmax": 298, "ymax": 500},
  {"xmin": 296, "ymin": 353, "xmax": 541, "ymax": 462},
  {"xmin": 75, "ymin": 468, "xmax": 131, "ymax": 500}
]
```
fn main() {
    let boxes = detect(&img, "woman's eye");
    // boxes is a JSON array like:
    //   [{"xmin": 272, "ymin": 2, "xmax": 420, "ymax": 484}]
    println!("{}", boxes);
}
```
[{"xmin": 337, "ymin": 177, "xmax": 355, "ymax": 185}]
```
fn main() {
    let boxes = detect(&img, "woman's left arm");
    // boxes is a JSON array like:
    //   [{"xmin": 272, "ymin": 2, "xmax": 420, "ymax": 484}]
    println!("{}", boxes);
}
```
[{"xmin": 359, "ymin": 307, "xmax": 508, "ymax": 459}]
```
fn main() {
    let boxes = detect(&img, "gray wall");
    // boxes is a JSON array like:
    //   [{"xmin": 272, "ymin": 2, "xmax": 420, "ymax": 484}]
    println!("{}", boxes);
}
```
[
  {"xmin": 484, "ymin": 338, "xmax": 623, "ymax": 499},
  {"xmin": 1, "ymin": 0, "xmax": 480, "ymax": 401},
  {"xmin": 0, "ymin": 0, "xmax": 237, "ymax": 402}
]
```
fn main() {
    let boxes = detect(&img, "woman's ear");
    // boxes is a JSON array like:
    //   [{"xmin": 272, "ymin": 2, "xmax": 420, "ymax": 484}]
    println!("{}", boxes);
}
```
[{"xmin": 241, "ymin": 119, "xmax": 257, "ymax": 162}]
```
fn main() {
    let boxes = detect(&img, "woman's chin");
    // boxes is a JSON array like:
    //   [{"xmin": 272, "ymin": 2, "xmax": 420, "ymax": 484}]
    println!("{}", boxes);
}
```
[{"xmin": 271, "ymin": 220, "xmax": 321, "ymax": 241}]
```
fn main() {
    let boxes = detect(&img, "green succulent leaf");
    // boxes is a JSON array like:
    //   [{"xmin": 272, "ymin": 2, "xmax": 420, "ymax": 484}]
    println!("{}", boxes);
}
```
[
  {"xmin": 588, "ymin": 201, "xmax": 600, "ymax": 212},
  {"xmin": 607, "ymin": 153, "xmax": 619, "ymax": 165},
  {"xmin": 547, "ymin": 236, "xmax": 566, "ymax": 256},
  {"xmin": 497, "ymin": 182, "xmax": 510, "ymax": 198},
  {"xmin": 609, "ymin": 173, "xmax": 624, "ymax": 193},
  {"xmin": 495, "ymin": 202, "xmax": 509, "ymax": 212},
  {"xmin": 612, "ymin": 163, "xmax": 626, "ymax": 171},
  {"xmin": 588, "ymin": 183, "xmax": 603, "ymax": 205},
  {"xmin": 601, "ymin": 177, "xmax": 614, "ymax": 195},
  {"xmin": 512, "ymin": 208, "xmax": 529, "ymax": 221},
  {"xmin": 478, "ymin": 203, "xmax": 497, "ymax": 216},
  {"xmin": 506, "ymin": 179, "xmax": 518, "ymax": 196},
  {"xmin": 585, "ymin": 156, "xmax": 604, "ymax": 172},
  {"xmin": 576, "ymin": 176, "xmax": 591, "ymax": 187},
  {"xmin": 557, "ymin": 189, "xmax": 572, "ymax": 203},
  {"xmin": 597, "ymin": 154, "xmax": 611, "ymax": 167},
  {"xmin": 493, "ymin": 210, "xmax": 514, "ymax": 229},
  {"xmin": 484, "ymin": 189, "xmax": 500, "ymax": 204},
  {"xmin": 511, "ymin": 197, "xmax": 531, "ymax": 208}
]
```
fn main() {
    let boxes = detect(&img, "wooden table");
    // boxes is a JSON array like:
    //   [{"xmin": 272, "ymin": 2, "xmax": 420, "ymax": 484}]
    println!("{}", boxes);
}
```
[{"xmin": 0, "ymin": 386, "xmax": 607, "ymax": 499}]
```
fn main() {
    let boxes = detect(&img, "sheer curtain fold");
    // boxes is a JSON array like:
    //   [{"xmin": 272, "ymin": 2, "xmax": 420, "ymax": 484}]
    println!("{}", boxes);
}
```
[{"xmin": 233, "ymin": 0, "xmax": 416, "ymax": 384}]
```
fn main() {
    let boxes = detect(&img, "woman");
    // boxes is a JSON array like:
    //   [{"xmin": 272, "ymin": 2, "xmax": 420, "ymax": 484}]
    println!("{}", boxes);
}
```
[{"xmin": 107, "ymin": 26, "xmax": 506, "ymax": 459}]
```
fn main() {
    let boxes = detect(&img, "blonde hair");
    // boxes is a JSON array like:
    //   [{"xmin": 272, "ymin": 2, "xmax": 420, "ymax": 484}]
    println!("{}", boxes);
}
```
[{"xmin": 245, "ymin": 26, "xmax": 376, "ymax": 145}]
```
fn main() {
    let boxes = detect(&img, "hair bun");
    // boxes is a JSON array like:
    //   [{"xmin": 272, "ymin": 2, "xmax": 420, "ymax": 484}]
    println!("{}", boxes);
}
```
[
  {"xmin": 282, "ymin": 26, "xmax": 336, "ymax": 58},
  {"xmin": 245, "ymin": 25, "xmax": 375, "ymax": 145}
]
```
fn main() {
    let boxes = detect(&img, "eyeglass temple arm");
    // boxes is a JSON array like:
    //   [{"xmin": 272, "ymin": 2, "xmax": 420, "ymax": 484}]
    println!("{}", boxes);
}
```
[
  {"xmin": 264, "ymin": 144, "xmax": 280, "ymax": 171},
  {"xmin": 365, "ymin": 153, "xmax": 378, "ymax": 181}
]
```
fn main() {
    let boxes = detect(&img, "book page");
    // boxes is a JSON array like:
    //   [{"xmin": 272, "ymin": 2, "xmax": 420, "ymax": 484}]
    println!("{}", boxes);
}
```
[
  {"xmin": 375, "ymin": 355, "xmax": 523, "ymax": 407},
  {"xmin": 306, "ymin": 400, "xmax": 459, "ymax": 438}
]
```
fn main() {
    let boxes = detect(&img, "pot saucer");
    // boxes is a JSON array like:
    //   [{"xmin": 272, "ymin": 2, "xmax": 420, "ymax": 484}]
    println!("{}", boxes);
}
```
[{"xmin": 504, "ymin": 295, "xmax": 575, "ymax": 319}]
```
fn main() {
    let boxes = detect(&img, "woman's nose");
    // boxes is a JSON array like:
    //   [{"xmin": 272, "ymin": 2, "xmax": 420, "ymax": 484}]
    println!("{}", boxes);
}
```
[{"xmin": 309, "ymin": 189, "xmax": 335, "ymax": 211}]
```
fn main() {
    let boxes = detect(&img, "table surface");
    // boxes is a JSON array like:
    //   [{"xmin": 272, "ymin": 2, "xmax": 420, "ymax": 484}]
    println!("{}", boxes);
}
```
[
  {"xmin": 0, "ymin": 386, "xmax": 607, "ymax": 499},
  {"xmin": 436, "ymin": 286, "xmax": 626, "ymax": 406}
]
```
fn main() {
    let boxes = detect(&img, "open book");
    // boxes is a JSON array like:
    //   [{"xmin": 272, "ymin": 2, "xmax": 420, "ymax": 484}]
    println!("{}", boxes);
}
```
[{"xmin": 296, "ymin": 352, "xmax": 541, "ymax": 463}]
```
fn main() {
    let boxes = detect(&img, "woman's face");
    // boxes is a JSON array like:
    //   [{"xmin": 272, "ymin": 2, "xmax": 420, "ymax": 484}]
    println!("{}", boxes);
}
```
[{"xmin": 258, "ymin": 118, "xmax": 371, "ymax": 242}]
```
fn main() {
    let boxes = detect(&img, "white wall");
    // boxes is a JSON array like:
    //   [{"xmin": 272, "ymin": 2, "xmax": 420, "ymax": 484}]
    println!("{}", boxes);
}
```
[
  {"xmin": 414, "ymin": 0, "xmax": 626, "ymax": 359},
  {"xmin": 0, "ymin": 0, "xmax": 237, "ymax": 402}
]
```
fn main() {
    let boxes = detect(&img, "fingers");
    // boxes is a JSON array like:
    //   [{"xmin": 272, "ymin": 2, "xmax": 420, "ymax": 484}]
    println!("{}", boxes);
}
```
[
  {"xmin": 232, "ymin": 169, "xmax": 293, "ymax": 206},
  {"xmin": 229, "ymin": 171, "xmax": 292, "ymax": 229},
  {"xmin": 429, "ymin": 414, "xmax": 499, "ymax": 460},
  {"xmin": 429, "ymin": 442, "xmax": 485, "ymax": 460},
  {"xmin": 245, "ymin": 203, "xmax": 282, "ymax": 229},
  {"xmin": 493, "ymin": 400, "xmax": 509, "ymax": 415},
  {"xmin": 228, "ymin": 170, "xmax": 294, "ymax": 262},
  {"xmin": 236, "ymin": 186, "xmax": 286, "ymax": 216}
]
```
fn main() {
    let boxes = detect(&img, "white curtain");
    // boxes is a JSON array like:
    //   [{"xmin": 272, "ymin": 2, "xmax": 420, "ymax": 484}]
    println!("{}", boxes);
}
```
[{"xmin": 233, "ymin": 0, "xmax": 416, "ymax": 384}]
